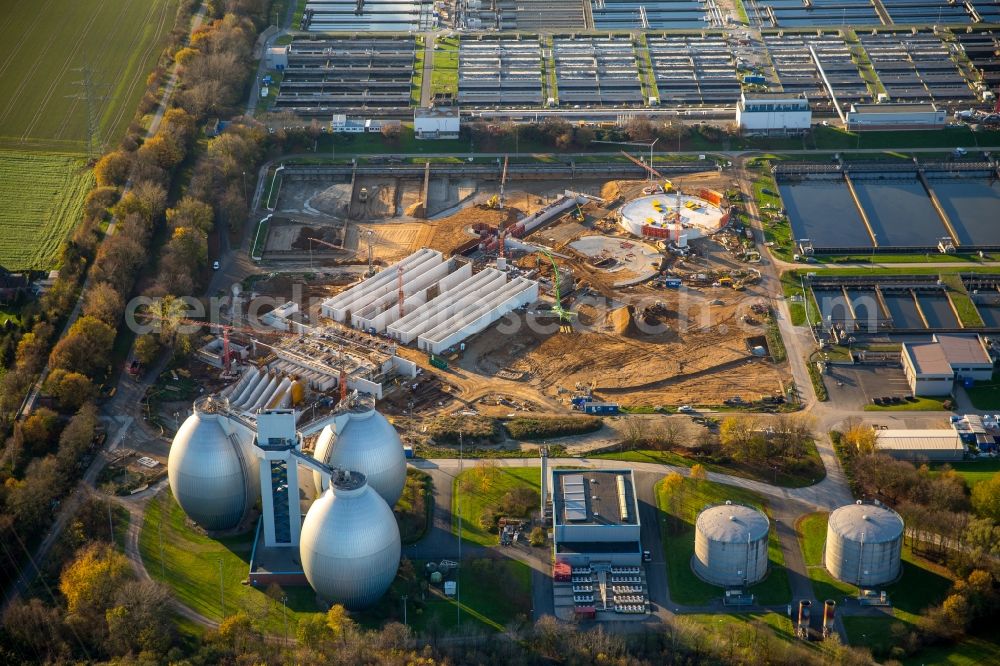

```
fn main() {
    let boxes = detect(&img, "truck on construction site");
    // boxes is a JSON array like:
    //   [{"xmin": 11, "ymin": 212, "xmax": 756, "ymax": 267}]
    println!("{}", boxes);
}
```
[{"xmin": 429, "ymin": 354, "xmax": 448, "ymax": 370}]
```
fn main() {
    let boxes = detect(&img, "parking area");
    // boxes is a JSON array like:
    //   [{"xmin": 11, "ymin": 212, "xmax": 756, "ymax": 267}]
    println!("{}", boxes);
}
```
[{"xmin": 824, "ymin": 365, "xmax": 912, "ymax": 409}]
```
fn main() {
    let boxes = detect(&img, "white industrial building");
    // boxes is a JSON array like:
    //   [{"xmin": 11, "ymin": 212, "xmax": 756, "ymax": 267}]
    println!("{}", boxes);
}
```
[
  {"xmin": 875, "ymin": 429, "xmax": 966, "ymax": 462},
  {"xmin": 736, "ymin": 91, "xmax": 811, "ymax": 133},
  {"xmin": 330, "ymin": 114, "xmax": 366, "ymax": 133},
  {"xmin": 551, "ymin": 469, "xmax": 642, "ymax": 567},
  {"xmin": 901, "ymin": 334, "xmax": 993, "ymax": 396},
  {"xmin": 320, "ymin": 249, "xmax": 538, "ymax": 355},
  {"xmin": 846, "ymin": 103, "xmax": 947, "ymax": 130},
  {"xmin": 414, "ymin": 105, "xmax": 460, "ymax": 139}
]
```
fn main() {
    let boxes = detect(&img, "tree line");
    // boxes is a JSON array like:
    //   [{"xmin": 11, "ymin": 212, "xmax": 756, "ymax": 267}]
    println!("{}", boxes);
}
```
[
  {"xmin": 0, "ymin": 0, "xmax": 273, "ymax": 608},
  {"xmin": 835, "ymin": 419, "xmax": 1000, "ymax": 661}
]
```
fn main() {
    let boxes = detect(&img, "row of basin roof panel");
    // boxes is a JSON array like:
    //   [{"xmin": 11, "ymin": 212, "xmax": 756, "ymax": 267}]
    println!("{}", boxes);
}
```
[
  {"xmin": 647, "ymin": 35, "xmax": 741, "ymax": 104},
  {"xmin": 763, "ymin": 33, "xmax": 873, "ymax": 109},
  {"xmin": 553, "ymin": 36, "xmax": 643, "ymax": 104},
  {"xmin": 860, "ymin": 32, "xmax": 977, "ymax": 103},
  {"xmin": 302, "ymin": 0, "xmax": 435, "ymax": 32},
  {"xmin": 275, "ymin": 37, "xmax": 416, "ymax": 111},
  {"xmin": 746, "ymin": 0, "xmax": 988, "ymax": 27},
  {"xmin": 459, "ymin": 37, "xmax": 544, "ymax": 105},
  {"xmin": 954, "ymin": 31, "xmax": 1000, "ymax": 89}
]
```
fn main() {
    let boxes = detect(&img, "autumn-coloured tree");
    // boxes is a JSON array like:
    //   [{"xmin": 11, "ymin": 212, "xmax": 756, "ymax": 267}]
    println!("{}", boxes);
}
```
[
  {"xmin": 93, "ymin": 150, "xmax": 133, "ymax": 188},
  {"xmin": 59, "ymin": 542, "xmax": 132, "ymax": 617}
]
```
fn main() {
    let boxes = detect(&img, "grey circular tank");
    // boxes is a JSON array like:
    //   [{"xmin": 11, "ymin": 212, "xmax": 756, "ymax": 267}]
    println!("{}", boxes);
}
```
[
  {"xmin": 167, "ymin": 397, "xmax": 255, "ymax": 531},
  {"xmin": 312, "ymin": 403, "xmax": 406, "ymax": 506},
  {"xmin": 693, "ymin": 502, "xmax": 770, "ymax": 587},
  {"xmin": 825, "ymin": 501, "xmax": 903, "ymax": 587},
  {"xmin": 299, "ymin": 471, "xmax": 401, "ymax": 609}
]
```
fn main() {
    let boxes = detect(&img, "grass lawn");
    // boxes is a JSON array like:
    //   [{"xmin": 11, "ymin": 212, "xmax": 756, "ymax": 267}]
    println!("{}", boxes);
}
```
[
  {"xmin": 939, "ymin": 274, "xmax": 984, "ymax": 328},
  {"xmin": 844, "ymin": 617, "xmax": 1000, "ymax": 665},
  {"xmin": 411, "ymin": 47, "xmax": 425, "ymax": 105},
  {"xmin": 0, "ymin": 0, "xmax": 179, "ymax": 153},
  {"xmin": 592, "ymin": 442, "xmax": 825, "ymax": 489},
  {"xmin": 817, "ymin": 253, "xmax": 976, "ymax": 265},
  {"xmin": 796, "ymin": 512, "xmax": 953, "ymax": 626},
  {"xmin": 864, "ymin": 396, "xmax": 950, "ymax": 411},
  {"xmin": 929, "ymin": 459, "xmax": 1000, "ymax": 486},
  {"xmin": 656, "ymin": 477, "xmax": 791, "ymax": 606},
  {"xmin": 0, "ymin": 151, "xmax": 93, "ymax": 269},
  {"xmin": 251, "ymin": 217, "xmax": 270, "ymax": 260},
  {"xmin": 780, "ymin": 271, "xmax": 820, "ymax": 327},
  {"xmin": 408, "ymin": 559, "xmax": 532, "ymax": 633},
  {"xmin": 681, "ymin": 612, "xmax": 802, "ymax": 650},
  {"xmin": 429, "ymin": 36, "xmax": 459, "ymax": 99},
  {"xmin": 139, "ymin": 491, "xmax": 323, "ymax": 635},
  {"xmin": 810, "ymin": 125, "xmax": 1000, "ymax": 151},
  {"xmin": 965, "ymin": 373, "xmax": 1000, "ymax": 410},
  {"xmin": 452, "ymin": 467, "xmax": 540, "ymax": 546}
]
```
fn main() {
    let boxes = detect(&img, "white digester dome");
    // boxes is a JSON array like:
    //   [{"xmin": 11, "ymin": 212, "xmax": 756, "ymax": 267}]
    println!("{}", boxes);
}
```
[
  {"xmin": 825, "ymin": 501, "xmax": 903, "ymax": 587},
  {"xmin": 693, "ymin": 502, "xmax": 770, "ymax": 587},
  {"xmin": 312, "ymin": 406, "xmax": 406, "ymax": 506},
  {"xmin": 300, "ymin": 471, "xmax": 401, "ymax": 609},
  {"xmin": 167, "ymin": 398, "xmax": 258, "ymax": 531}
]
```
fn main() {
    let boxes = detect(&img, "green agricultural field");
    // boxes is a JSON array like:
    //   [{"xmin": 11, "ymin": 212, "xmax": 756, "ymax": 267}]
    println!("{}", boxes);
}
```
[
  {"xmin": 0, "ymin": 0, "xmax": 178, "ymax": 153},
  {"xmin": 0, "ymin": 151, "xmax": 93, "ymax": 270}
]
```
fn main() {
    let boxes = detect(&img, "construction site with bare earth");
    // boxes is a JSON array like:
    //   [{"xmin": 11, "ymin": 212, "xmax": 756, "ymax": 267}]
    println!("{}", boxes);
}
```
[{"xmin": 245, "ymin": 159, "xmax": 788, "ymax": 415}]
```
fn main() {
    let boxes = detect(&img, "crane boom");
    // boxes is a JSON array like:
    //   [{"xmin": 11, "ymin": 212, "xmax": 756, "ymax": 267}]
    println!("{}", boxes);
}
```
[
  {"xmin": 498, "ymin": 155, "xmax": 509, "ymax": 210},
  {"xmin": 620, "ymin": 150, "xmax": 663, "ymax": 179},
  {"xmin": 536, "ymin": 249, "xmax": 576, "ymax": 324},
  {"xmin": 308, "ymin": 237, "xmax": 343, "ymax": 251}
]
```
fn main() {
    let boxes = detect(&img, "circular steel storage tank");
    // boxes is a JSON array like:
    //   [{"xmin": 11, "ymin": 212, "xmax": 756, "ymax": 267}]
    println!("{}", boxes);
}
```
[
  {"xmin": 299, "ymin": 471, "xmax": 401, "ymax": 609},
  {"xmin": 693, "ymin": 501, "xmax": 770, "ymax": 586},
  {"xmin": 825, "ymin": 501, "xmax": 903, "ymax": 587},
  {"xmin": 312, "ymin": 401, "xmax": 406, "ymax": 506},
  {"xmin": 167, "ymin": 397, "xmax": 252, "ymax": 531}
]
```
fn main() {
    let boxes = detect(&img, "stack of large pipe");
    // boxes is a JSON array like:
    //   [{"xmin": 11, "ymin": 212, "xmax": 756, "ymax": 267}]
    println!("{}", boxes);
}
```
[
  {"xmin": 823, "ymin": 599, "xmax": 836, "ymax": 638},
  {"xmin": 796, "ymin": 599, "xmax": 811, "ymax": 639}
]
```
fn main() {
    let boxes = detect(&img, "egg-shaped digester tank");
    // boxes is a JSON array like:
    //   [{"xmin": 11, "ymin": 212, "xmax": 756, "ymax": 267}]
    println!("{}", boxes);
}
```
[
  {"xmin": 825, "ymin": 501, "xmax": 904, "ymax": 587},
  {"xmin": 693, "ymin": 502, "xmax": 770, "ymax": 586},
  {"xmin": 312, "ymin": 398, "xmax": 406, "ymax": 506},
  {"xmin": 299, "ymin": 471, "xmax": 401, "ymax": 609},
  {"xmin": 167, "ymin": 396, "xmax": 257, "ymax": 531}
]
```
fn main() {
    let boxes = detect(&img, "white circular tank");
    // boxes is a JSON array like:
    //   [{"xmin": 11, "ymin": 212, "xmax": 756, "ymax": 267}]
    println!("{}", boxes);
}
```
[
  {"xmin": 167, "ymin": 397, "xmax": 255, "ymax": 531},
  {"xmin": 825, "ymin": 501, "xmax": 903, "ymax": 587},
  {"xmin": 618, "ymin": 192, "xmax": 728, "ymax": 240},
  {"xmin": 300, "ymin": 471, "xmax": 401, "ymax": 609},
  {"xmin": 693, "ymin": 502, "xmax": 770, "ymax": 587},
  {"xmin": 312, "ymin": 403, "xmax": 406, "ymax": 507}
]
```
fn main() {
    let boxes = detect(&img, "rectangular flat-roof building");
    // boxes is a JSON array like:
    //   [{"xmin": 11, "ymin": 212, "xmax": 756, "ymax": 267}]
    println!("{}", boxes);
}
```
[
  {"xmin": 876, "ymin": 429, "xmax": 966, "ymax": 461},
  {"xmin": 414, "ymin": 105, "xmax": 460, "ymax": 139},
  {"xmin": 736, "ymin": 92, "xmax": 811, "ymax": 134},
  {"xmin": 847, "ymin": 103, "xmax": 946, "ymax": 130},
  {"xmin": 552, "ymin": 469, "xmax": 641, "ymax": 566},
  {"xmin": 902, "ymin": 334, "xmax": 993, "ymax": 396}
]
